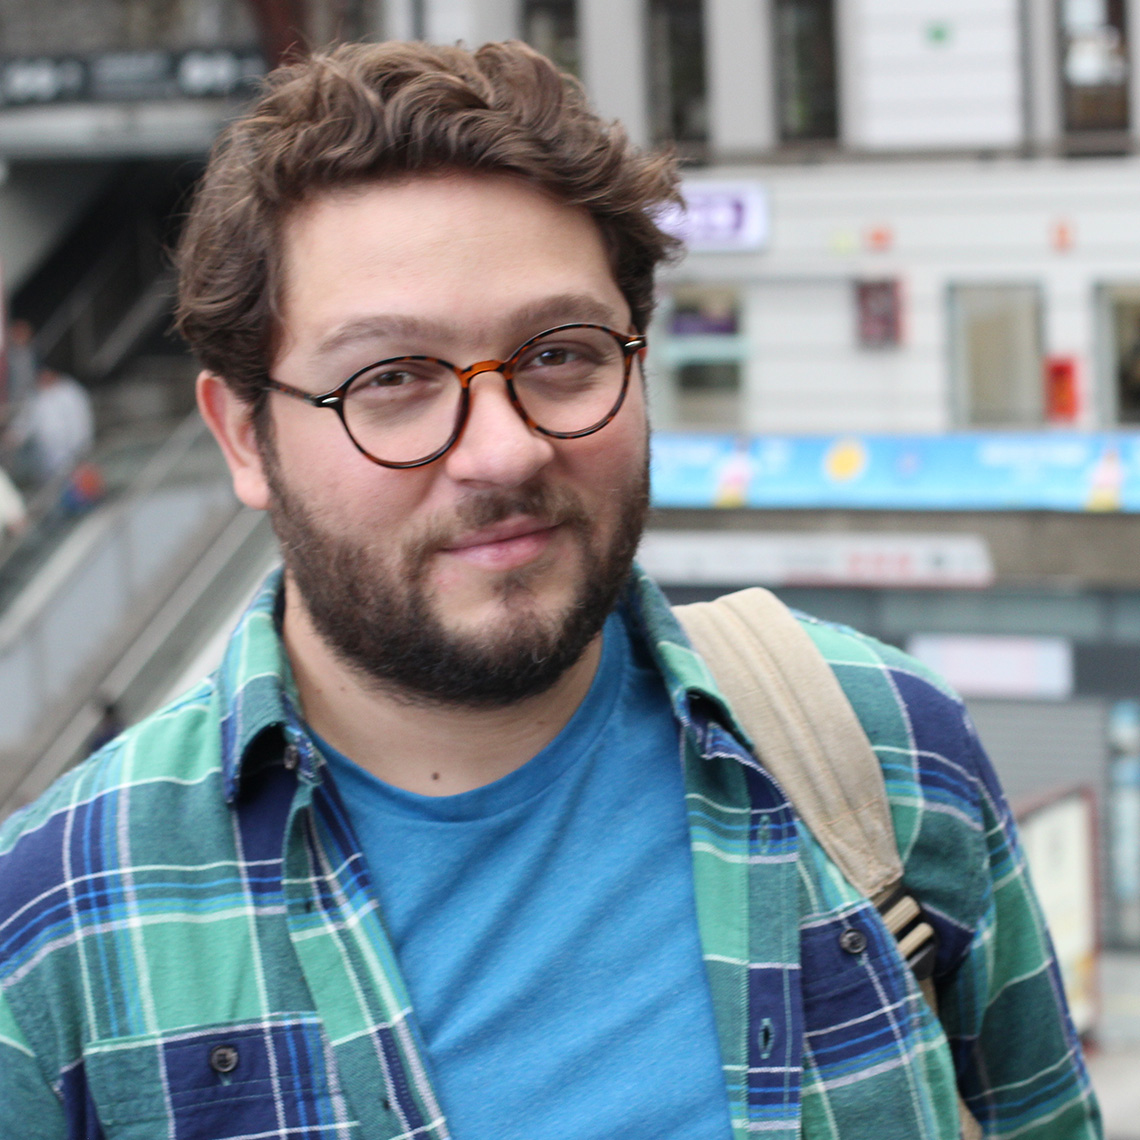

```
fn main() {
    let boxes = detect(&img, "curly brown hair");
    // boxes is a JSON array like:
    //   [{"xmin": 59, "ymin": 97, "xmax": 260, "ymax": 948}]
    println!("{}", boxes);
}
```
[{"xmin": 175, "ymin": 39, "xmax": 681, "ymax": 407}]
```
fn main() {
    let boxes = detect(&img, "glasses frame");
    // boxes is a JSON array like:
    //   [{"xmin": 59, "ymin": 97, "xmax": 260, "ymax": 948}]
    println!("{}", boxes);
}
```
[{"xmin": 264, "ymin": 322, "xmax": 648, "ymax": 469}]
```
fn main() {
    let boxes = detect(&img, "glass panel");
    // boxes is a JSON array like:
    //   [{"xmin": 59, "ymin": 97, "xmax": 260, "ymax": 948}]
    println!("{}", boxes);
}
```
[
  {"xmin": 676, "ymin": 361, "xmax": 742, "ymax": 426},
  {"xmin": 648, "ymin": 0, "xmax": 709, "ymax": 148},
  {"xmin": 1060, "ymin": 0, "xmax": 1130, "ymax": 133},
  {"xmin": 951, "ymin": 285, "xmax": 1044, "ymax": 426},
  {"xmin": 522, "ymin": 0, "xmax": 579, "ymax": 76},
  {"xmin": 670, "ymin": 285, "xmax": 740, "ymax": 336},
  {"xmin": 775, "ymin": 0, "xmax": 839, "ymax": 142}
]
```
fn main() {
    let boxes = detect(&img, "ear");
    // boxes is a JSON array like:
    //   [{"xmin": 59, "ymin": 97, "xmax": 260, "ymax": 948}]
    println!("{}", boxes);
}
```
[{"xmin": 197, "ymin": 371, "xmax": 271, "ymax": 511}]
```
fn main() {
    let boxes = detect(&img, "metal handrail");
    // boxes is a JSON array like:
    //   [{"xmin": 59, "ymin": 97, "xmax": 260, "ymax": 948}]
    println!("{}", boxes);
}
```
[
  {"xmin": 108, "ymin": 408, "xmax": 210, "ymax": 512},
  {"xmin": 0, "ymin": 412, "xmax": 207, "ymax": 621},
  {"xmin": 0, "ymin": 460, "xmax": 79, "ymax": 569}
]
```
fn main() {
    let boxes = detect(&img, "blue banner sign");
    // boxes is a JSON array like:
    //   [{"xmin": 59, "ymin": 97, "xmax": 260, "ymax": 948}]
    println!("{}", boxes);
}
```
[{"xmin": 650, "ymin": 431, "xmax": 1140, "ymax": 512}]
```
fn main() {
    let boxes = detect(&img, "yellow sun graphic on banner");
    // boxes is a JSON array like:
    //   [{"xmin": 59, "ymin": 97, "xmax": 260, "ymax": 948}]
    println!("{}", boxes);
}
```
[{"xmin": 824, "ymin": 437, "xmax": 869, "ymax": 483}]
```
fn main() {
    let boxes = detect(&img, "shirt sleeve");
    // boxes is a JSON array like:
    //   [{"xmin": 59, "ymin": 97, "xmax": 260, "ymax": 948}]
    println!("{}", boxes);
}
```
[
  {"xmin": 0, "ymin": 987, "xmax": 68, "ymax": 1139},
  {"xmin": 930, "ymin": 719, "xmax": 1102, "ymax": 1139}
]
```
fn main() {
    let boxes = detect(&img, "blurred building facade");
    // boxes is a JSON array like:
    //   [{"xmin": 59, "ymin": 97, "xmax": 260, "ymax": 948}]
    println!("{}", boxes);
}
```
[{"xmin": 1, "ymin": 0, "xmax": 1139, "ymax": 953}]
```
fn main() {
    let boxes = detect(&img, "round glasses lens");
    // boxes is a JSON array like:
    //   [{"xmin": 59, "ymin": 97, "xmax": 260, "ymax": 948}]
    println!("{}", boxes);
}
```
[
  {"xmin": 342, "ymin": 357, "xmax": 462, "ymax": 465},
  {"xmin": 510, "ymin": 327, "xmax": 627, "ymax": 435}
]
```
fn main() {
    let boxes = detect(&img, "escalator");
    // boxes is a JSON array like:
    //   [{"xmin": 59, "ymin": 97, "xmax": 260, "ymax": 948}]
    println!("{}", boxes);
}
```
[
  {"xmin": 0, "ymin": 410, "xmax": 279, "ymax": 817},
  {"xmin": 0, "ymin": 159, "xmax": 285, "ymax": 818}
]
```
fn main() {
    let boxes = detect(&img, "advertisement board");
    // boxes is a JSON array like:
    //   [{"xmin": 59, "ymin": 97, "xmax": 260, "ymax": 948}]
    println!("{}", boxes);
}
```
[
  {"xmin": 1016, "ymin": 788, "xmax": 1099, "ymax": 1037},
  {"xmin": 650, "ymin": 431, "xmax": 1140, "ymax": 512}
]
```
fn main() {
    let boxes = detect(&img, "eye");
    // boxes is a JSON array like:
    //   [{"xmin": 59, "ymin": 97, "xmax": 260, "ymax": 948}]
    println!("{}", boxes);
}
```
[
  {"xmin": 349, "ymin": 358, "xmax": 451, "ymax": 398},
  {"xmin": 517, "ymin": 340, "xmax": 606, "ymax": 374},
  {"xmin": 530, "ymin": 345, "xmax": 580, "ymax": 368},
  {"xmin": 361, "ymin": 366, "xmax": 423, "ymax": 388},
  {"xmin": 360, "ymin": 367, "xmax": 430, "ymax": 389}
]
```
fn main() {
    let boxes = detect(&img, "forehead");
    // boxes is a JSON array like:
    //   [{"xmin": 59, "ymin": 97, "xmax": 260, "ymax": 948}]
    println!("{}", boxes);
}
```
[{"xmin": 275, "ymin": 173, "xmax": 628, "ymax": 359}]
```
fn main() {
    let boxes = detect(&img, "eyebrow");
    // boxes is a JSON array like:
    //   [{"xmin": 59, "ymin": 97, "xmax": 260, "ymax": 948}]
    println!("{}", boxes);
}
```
[{"xmin": 312, "ymin": 293, "xmax": 629, "ymax": 360}]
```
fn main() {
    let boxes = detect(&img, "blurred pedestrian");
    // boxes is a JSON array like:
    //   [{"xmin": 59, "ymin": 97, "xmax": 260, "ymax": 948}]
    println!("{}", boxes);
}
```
[
  {"xmin": 2, "ymin": 318, "xmax": 38, "ymax": 420},
  {"xmin": 6, "ymin": 365, "xmax": 94, "ymax": 483},
  {"xmin": 86, "ymin": 700, "xmax": 124, "ymax": 754},
  {"xmin": 0, "ymin": 461, "xmax": 25, "ymax": 538}
]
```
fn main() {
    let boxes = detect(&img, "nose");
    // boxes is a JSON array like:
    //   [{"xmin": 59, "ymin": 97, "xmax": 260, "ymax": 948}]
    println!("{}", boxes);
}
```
[{"xmin": 441, "ymin": 368, "xmax": 555, "ymax": 487}]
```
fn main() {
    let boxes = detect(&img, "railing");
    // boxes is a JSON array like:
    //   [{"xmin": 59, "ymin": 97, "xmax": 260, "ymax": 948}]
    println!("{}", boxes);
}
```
[{"xmin": 0, "ymin": 420, "xmax": 183, "ymax": 618}]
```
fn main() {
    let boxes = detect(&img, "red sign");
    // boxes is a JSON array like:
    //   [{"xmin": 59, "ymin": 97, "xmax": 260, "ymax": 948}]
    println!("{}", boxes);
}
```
[{"xmin": 1045, "ymin": 355, "xmax": 1080, "ymax": 422}]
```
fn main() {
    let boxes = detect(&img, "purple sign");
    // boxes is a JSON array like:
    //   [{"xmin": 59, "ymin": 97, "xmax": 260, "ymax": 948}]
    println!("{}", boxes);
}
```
[{"xmin": 657, "ymin": 181, "xmax": 770, "ymax": 252}]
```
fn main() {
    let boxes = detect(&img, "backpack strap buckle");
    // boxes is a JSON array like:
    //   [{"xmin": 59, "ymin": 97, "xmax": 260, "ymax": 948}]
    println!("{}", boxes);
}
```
[{"xmin": 875, "ymin": 884, "xmax": 938, "ymax": 982}]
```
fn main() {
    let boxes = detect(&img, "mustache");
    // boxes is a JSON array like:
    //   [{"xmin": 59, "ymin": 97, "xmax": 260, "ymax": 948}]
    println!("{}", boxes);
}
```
[{"xmin": 404, "ymin": 482, "xmax": 592, "ymax": 566}]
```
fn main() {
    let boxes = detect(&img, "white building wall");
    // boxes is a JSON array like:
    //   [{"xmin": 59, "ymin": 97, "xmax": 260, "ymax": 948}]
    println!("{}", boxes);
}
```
[
  {"xmin": 705, "ymin": 0, "xmax": 776, "ymax": 156},
  {"xmin": 841, "ymin": 0, "xmax": 1024, "ymax": 151},
  {"xmin": 662, "ymin": 158, "xmax": 1140, "ymax": 434},
  {"xmin": 1025, "ymin": 0, "xmax": 1062, "ymax": 149},
  {"xmin": 581, "ymin": 0, "xmax": 650, "ymax": 146},
  {"xmin": 742, "ymin": 278, "xmax": 938, "ymax": 434},
  {"xmin": 366, "ymin": 0, "xmax": 1140, "ymax": 438}
]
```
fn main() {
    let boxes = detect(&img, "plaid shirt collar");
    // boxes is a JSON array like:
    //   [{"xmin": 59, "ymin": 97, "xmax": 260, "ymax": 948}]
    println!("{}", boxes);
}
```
[
  {"xmin": 214, "ymin": 564, "xmax": 751, "ymax": 804},
  {"xmin": 214, "ymin": 566, "xmax": 312, "ymax": 803}
]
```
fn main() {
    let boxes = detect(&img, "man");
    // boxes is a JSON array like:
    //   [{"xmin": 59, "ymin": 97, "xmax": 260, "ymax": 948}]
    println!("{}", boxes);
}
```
[
  {"xmin": 5, "ymin": 365, "xmax": 95, "ymax": 483},
  {"xmin": 0, "ymin": 41, "xmax": 1101, "ymax": 1140},
  {"xmin": 0, "ymin": 459, "xmax": 25, "ymax": 538},
  {"xmin": 2, "ymin": 318, "xmax": 38, "ymax": 419}
]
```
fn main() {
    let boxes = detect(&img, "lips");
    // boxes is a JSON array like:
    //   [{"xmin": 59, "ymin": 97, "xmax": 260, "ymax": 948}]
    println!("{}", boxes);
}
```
[
  {"xmin": 442, "ymin": 516, "xmax": 554, "ymax": 550},
  {"xmin": 437, "ymin": 515, "xmax": 561, "ymax": 570}
]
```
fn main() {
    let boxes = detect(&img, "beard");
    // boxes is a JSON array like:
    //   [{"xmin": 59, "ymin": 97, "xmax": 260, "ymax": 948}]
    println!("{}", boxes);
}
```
[{"xmin": 262, "ymin": 440, "xmax": 650, "ymax": 709}]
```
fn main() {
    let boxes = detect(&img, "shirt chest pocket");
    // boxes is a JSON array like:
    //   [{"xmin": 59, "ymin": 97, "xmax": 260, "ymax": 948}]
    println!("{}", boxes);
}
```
[{"xmin": 83, "ymin": 1015, "xmax": 361, "ymax": 1139}]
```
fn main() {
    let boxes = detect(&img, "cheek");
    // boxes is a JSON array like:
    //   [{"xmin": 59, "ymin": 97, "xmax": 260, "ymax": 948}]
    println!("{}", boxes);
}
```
[
  {"xmin": 279, "ymin": 448, "xmax": 428, "ymax": 542},
  {"xmin": 585, "ymin": 401, "xmax": 648, "ymax": 490}
]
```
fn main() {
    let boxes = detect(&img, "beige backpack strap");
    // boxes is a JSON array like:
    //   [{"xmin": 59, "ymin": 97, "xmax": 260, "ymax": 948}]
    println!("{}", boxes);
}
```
[
  {"xmin": 675, "ymin": 587, "xmax": 901, "ymax": 901},
  {"xmin": 675, "ymin": 588, "xmax": 980, "ymax": 1139}
]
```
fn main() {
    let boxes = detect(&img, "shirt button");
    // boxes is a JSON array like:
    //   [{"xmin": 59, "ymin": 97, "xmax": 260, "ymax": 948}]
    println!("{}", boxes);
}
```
[
  {"xmin": 209, "ymin": 1045, "xmax": 240, "ymax": 1074},
  {"xmin": 839, "ymin": 928, "xmax": 868, "ymax": 955}
]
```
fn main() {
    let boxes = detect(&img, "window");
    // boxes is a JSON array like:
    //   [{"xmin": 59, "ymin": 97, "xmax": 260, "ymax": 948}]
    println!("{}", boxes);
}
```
[
  {"xmin": 950, "ymin": 285, "xmax": 1044, "ymax": 426},
  {"xmin": 1060, "ymin": 0, "xmax": 1130, "ymax": 137},
  {"xmin": 648, "ymin": 0, "xmax": 708, "ymax": 150},
  {"xmin": 522, "ymin": 0, "xmax": 579, "ymax": 76},
  {"xmin": 1105, "ymin": 287, "xmax": 1140, "ymax": 423},
  {"xmin": 659, "ymin": 285, "xmax": 745, "ymax": 428},
  {"xmin": 774, "ymin": 0, "xmax": 838, "ymax": 143}
]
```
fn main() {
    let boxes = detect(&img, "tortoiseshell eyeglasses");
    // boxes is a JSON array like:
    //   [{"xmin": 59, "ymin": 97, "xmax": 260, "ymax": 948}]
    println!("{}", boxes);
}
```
[{"xmin": 265, "ymin": 323, "xmax": 647, "ymax": 469}]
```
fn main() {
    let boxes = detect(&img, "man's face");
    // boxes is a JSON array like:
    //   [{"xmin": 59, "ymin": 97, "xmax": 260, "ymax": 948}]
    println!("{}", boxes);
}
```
[{"xmin": 241, "ymin": 173, "xmax": 650, "ymax": 705}]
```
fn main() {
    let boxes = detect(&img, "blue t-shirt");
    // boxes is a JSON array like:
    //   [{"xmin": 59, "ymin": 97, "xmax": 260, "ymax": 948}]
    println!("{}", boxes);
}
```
[{"xmin": 320, "ymin": 609, "xmax": 733, "ymax": 1140}]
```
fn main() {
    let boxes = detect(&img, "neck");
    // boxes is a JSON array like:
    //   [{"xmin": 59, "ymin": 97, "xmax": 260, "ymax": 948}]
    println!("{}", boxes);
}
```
[{"xmin": 281, "ymin": 587, "xmax": 604, "ymax": 796}]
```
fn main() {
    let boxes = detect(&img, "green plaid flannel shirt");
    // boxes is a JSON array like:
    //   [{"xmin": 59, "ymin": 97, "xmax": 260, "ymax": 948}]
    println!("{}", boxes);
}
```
[{"xmin": 0, "ymin": 567, "xmax": 1101, "ymax": 1138}]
